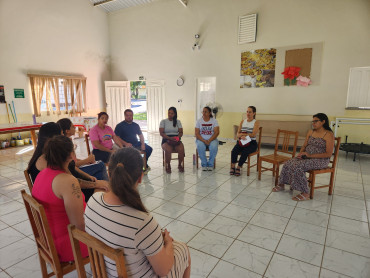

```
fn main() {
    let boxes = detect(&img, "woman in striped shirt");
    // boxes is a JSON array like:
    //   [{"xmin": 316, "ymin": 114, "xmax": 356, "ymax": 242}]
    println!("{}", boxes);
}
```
[
  {"xmin": 230, "ymin": 106, "xmax": 260, "ymax": 176},
  {"xmin": 84, "ymin": 147, "xmax": 191, "ymax": 278}
]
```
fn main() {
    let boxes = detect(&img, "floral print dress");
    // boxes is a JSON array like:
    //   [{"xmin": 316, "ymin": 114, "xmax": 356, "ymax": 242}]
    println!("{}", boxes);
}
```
[{"xmin": 278, "ymin": 135, "xmax": 330, "ymax": 193}]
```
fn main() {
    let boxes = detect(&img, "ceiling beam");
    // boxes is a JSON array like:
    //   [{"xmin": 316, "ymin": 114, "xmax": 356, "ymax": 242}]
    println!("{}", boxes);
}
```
[
  {"xmin": 178, "ymin": 0, "xmax": 188, "ymax": 7},
  {"xmin": 94, "ymin": 0, "xmax": 116, "ymax": 7}
]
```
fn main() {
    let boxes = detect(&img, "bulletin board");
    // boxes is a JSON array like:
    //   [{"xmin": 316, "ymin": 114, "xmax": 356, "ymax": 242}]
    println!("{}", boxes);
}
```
[{"xmin": 285, "ymin": 48, "xmax": 312, "ymax": 78}]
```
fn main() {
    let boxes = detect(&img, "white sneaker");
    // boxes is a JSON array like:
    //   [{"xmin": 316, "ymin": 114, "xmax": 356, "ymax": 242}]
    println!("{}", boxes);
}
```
[
  {"xmin": 202, "ymin": 167, "xmax": 208, "ymax": 171},
  {"xmin": 207, "ymin": 167, "xmax": 213, "ymax": 171}
]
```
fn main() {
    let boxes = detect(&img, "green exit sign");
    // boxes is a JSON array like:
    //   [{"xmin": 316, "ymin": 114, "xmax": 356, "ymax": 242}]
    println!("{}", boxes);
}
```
[{"xmin": 14, "ymin": 89, "xmax": 24, "ymax": 98}]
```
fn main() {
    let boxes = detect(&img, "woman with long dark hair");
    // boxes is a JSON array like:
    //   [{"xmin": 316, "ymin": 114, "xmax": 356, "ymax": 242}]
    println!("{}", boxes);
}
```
[
  {"xmin": 159, "ymin": 107, "xmax": 185, "ymax": 173},
  {"xmin": 84, "ymin": 148, "xmax": 191, "ymax": 278},
  {"xmin": 195, "ymin": 106, "xmax": 220, "ymax": 171},
  {"xmin": 57, "ymin": 118, "xmax": 108, "ymax": 181},
  {"xmin": 32, "ymin": 135, "xmax": 88, "ymax": 262},
  {"xmin": 230, "ymin": 106, "xmax": 260, "ymax": 176},
  {"xmin": 273, "ymin": 113, "xmax": 335, "ymax": 201},
  {"xmin": 89, "ymin": 112, "xmax": 124, "ymax": 163}
]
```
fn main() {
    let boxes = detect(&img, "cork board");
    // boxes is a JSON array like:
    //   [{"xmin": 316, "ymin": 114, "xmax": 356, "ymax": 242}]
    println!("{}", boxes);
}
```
[{"xmin": 285, "ymin": 48, "xmax": 312, "ymax": 78}]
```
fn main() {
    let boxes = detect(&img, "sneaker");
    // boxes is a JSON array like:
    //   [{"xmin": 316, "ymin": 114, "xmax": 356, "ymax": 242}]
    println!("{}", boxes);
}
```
[
  {"xmin": 207, "ymin": 167, "xmax": 213, "ymax": 171},
  {"xmin": 202, "ymin": 167, "xmax": 208, "ymax": 171},
  {"xmin": 143, "ymin": 166, "xmax": 151, "ymax": 175}
]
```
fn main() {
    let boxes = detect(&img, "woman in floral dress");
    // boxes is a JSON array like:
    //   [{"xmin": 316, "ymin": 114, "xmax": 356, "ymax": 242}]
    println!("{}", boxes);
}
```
[{"xmin": 272, "ymin": 113, "xmax": 335, "ymax": 201}]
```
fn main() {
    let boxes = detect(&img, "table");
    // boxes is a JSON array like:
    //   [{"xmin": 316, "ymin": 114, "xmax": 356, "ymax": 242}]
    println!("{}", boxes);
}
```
[{"xmin": 0, "ymin": 123, "xmax": 42, "ymax": 147}]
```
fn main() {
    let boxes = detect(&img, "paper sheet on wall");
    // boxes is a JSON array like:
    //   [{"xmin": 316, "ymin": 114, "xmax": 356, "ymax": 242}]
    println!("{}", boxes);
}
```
[{"xmin": 285, "ymin": 48, "xmax": 312, "ymax": 78}]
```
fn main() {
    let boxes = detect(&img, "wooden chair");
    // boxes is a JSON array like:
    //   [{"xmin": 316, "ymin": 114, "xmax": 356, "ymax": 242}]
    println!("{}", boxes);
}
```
[
  {"xmin": 258, "ymin": 129, "xmax": 299, "ymax": 186},
  {"xmin": 21, "ymin": 190, "xmax": 89, "ymax": 278},
  {"xmin": 68, "ymin": 224, "xmax": 128, "ymax": 278},
  {"xmin": 162, "ymin": 150, "xmax": 179, "ymax": 167},
  {"xmin": 307, "ymin": 137, "xmax": 341, "ymax": 199},
  {"xmin": 196, "ymin": 146, "xmax": 216, "ymax": 169},
  {"xmin": 24, "ymin": 169, "xmax": 34, "ymax": 192},
  {"xmin": 85, "ymin": 134, "xmax": 91, "ymax": 155},
  {"xmin": 246, "ymin": 127, "xmax": 263, "ymax": 176}
]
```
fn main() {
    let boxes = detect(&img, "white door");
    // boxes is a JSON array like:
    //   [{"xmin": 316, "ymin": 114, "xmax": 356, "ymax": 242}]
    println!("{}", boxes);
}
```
[
  {"xmin": 147, "ymin": 80, "xmax": 165, "ymax": 132},
  {"xmin": 105, "ymin": 81, "xmax": 130, "ymax": 129},
  {"xmin": 196, "ymin": 77, "xmax": 216, "ymax": 121}
]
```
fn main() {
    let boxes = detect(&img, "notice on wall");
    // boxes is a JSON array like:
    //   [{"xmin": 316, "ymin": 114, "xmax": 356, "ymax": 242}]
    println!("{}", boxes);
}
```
[
  {"xmin": 0, "ymin": 85, "xmax": 5, "ymax": 103},
  {"xmin": 285, "ymin": 48, "xmax": 312, "ymax": 78},
  {"xmin": 14, "ymin": 89, "xmax": 24, "ymax": 98}
]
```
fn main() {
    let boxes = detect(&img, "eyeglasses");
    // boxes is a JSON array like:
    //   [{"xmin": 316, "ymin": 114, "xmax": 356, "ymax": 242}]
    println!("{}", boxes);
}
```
[{"xmin": 311, "ymin": 120, "xmax": 321, "ymax": 123}]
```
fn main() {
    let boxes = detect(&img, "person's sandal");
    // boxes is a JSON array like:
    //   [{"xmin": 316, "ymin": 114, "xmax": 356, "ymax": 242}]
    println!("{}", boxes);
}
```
[
  {"xmin": 229, "ymin": 168, "xmax": 235, "ymax": 175},
  {"xmin": 235, "ymin": 168, "xmax": 241, "ymax": 176},
  {"xmin": 272, "ymin": 185, "xmax": 284, "ymax": 192},
  {"xmin": 292, "ymin": 193, "xmax": 310, "ymax": 201}
]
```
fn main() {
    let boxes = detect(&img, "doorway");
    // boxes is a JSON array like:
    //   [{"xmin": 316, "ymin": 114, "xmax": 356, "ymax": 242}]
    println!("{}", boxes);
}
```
[{"xmin": 130, "ymin": 81, "xmax": 147, "ymax": 131}]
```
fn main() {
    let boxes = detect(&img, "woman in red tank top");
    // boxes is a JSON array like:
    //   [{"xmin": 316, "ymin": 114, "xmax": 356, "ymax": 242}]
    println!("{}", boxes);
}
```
[{"xmin": 32, "ymin": 135, "xmax": 88, "ymax": 262}]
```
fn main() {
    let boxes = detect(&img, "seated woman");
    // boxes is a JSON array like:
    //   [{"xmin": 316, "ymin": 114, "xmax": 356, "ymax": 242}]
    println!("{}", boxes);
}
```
[
  {"xmin": 230, "ymin": 106, "xmax": 260, "ymax": 176},
  {"xmin": 27, "ymin": 122, "xmax": 108, "ymax": 202},
  {"xmin": 273, "ymin": 113, "xmax": 335, "ymax": 201},
  {"xmin": 160, "ymin": 107, "xmax": 185, "ymax": 173},
  {"xmin": 32, "ymin": 135, "xmax": 88, "ymax": 262},
  {"xmin": 57, "ymin": 118, "xmax": 108, "ymax": 181},
  {"xmin": 195, "ymin": 106, "xmax": 220, "ymax": 171},
  {"xmin": 89, "ymin": 112, "xmax": 124, "ymax": 163},
  {"xmin": 84, "ymin": 148, "xmax": 191, "ymax": 278}
]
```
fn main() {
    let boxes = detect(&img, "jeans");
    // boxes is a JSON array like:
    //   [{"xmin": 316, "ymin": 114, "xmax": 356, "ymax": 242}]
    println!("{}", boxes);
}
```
[
  {"xmin": 196, "ymin": 139, "xmax": 218, "ymax": 167},
  {"xmin": 79, "ymin": 160, "xmax": 108, "ymax": 181}
]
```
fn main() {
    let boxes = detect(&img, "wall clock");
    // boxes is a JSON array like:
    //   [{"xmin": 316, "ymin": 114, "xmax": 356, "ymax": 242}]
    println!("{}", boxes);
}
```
[{"xmin": 177, "ymin": 77, "xmax": 184, "ymax": 86}]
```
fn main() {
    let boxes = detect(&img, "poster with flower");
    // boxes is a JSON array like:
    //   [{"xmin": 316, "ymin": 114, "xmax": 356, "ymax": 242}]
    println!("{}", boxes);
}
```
[{"xmin": 240, "ymin": 48, "xmax": 276, "ymax": 88}]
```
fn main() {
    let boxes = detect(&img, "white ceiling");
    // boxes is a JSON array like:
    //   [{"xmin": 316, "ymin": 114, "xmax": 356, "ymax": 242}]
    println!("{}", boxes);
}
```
[{"xmin": 89, "ymin": 0, "xmax": 157, "ymax": 13}]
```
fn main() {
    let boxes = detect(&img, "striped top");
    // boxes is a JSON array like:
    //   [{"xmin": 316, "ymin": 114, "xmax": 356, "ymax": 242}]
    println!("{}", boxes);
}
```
[
  {"xmin": 84, "ymin": 192, "xmax": 164, "ymax": 278},
  {"xmin": 240, "ymin": 119, "xmax": 256, "ymax": 140}
]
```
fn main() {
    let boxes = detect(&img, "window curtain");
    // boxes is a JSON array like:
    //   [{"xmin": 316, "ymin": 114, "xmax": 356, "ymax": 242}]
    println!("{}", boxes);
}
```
[
  {"xmin": 146, "ymin": 80, "xmax": 166, "ymax": 132},
  {"xmin": 29, "ymin": 76, "xmax": 47, "ymax": 117},
  {"xmin": 29, "ymin": 74, "xmax": 86, "ymax": 116}
]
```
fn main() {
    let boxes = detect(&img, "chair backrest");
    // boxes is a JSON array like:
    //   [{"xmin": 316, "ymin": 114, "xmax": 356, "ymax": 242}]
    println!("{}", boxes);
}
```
[
  {"xmin": 24, "ymin": 169, "xmax": 34, "ymax": 192},
  {"xmin": 256, "ymin": 126, "xmax": 263, "ymax": 152},
  {"xmin": 21, "ymin": 190, "xmax": 63, "ymax": 274},
  {"xmin": 85, "ymin": 134, "xmax": 91, "ymax": 155},
  {"xmin": 68, "ymin": 224, "xmax": 128, "ymax": 278},
  {"xmin": 329, "ymin": 137, "xmax": 341, "ymax": 169},
  {"xmin": 274, "ymin": 129, "xmax": 299, "ymax": 157}
]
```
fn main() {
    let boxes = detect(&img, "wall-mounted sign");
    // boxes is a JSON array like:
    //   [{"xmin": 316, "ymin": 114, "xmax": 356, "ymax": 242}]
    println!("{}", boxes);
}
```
[{"xmin": 14, "ymin": 89, "xmax": 24, "ymax": 98}]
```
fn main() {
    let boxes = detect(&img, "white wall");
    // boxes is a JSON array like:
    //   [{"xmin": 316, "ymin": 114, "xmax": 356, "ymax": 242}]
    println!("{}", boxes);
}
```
[
  {"xmin": 108, "ymin": 0, "xmax": 370, "ymax": 116},
  {"xmin": 0, "ymin": 0, "xmax": 110, "ymax": 119}
]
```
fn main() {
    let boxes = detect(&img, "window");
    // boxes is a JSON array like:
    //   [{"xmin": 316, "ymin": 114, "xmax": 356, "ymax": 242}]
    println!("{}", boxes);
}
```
[
  {"xmin": 28, "ymin": 74, "xmax": 86, "ymax": 116},
  {"xmin": 346, "ymin": 67, "xmax": 370, "ymax": 110}
]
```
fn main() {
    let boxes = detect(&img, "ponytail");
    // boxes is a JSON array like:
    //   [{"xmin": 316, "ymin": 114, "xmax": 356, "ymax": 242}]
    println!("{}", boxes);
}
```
[{"xmin": 108, "ymin": 148, "xmax": 147, "ymax": 213}]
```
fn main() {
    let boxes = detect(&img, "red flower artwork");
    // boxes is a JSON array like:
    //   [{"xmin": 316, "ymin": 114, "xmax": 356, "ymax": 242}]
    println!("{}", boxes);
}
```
[{"xmin": 281, "ymin": 67, "xmax": 301, "ymax": 80}]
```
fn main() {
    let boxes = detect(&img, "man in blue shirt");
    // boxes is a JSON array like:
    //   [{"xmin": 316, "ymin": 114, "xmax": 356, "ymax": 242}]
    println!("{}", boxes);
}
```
[{"xmin": 114, "ymin": 109, "xmax": 152, "ymax": 173}]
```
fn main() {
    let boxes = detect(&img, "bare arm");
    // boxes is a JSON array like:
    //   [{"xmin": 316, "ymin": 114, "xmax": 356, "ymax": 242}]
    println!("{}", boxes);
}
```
[
  {"xmin": 147, "ymin": 229, "xmax": 174, "ymax": 276},
  {"xmin": 159, "ymin": 128, "xmax": 175, "ymax": 141},
  {"xmin": 138, "ymin": 134, "xmax": 146, "ymax": 151},
  {"xmin": 52, "ymin": 174, "xmax": 85, "ymax": 231},
  {"xmin": 75, "ymin": 154, "xmax": 95, "ymax": 167},
  {"xmin": 298, "ymin": 130, "xmax": 312, "ymax": 155},
  {"xmin": 208, "ymin": 126, "xmax": 220, "ymax": 142},
  {"xmin": 92, "ymin": 140, "xmax": 113, "ymax": 153},
  {"xmin": 113, "ymin": 135, "xmax": 124, "ymax": 148},
  {"xmin": 236, "ymin": 121, "xmax": 244, "ymax": 138},
  {"xmin": 195, "ymin": 128, "xmax": 205, "ymax": 142},
  {"xmin": 178, "ymin": 128, "xmax": 183, "ymax": 139},
  {"xmin": 249, "ymin": 121, "xmax": 260, "ymax": 138},
  {"xmin": 74, "ymin": 167, "xmax": 96, "ymax": 182}
]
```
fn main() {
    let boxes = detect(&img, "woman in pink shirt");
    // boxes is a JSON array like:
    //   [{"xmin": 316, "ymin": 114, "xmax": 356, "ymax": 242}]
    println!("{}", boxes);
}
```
[
  {"xmin": 32, "ymin": 135, "xmax": 88, "ymax": 262},
  {"xmin": 89, "ymin": 112, "xmax": 124, "ymax": 163}
]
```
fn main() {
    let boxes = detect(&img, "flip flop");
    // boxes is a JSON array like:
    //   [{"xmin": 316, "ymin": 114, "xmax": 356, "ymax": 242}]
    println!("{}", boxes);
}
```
[{"xmin": 292, "ymin": 193, "xmax": 309, "ymax": 201}]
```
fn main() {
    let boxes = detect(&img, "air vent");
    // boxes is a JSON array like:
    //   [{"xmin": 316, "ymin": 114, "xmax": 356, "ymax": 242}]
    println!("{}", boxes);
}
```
[{"xmin": 238, "ymin": 13, "xmax": 257, "ymax": 44}]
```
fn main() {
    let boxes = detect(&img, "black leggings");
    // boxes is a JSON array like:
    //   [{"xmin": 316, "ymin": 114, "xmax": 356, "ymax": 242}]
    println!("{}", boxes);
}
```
[
  {"xmin": 92, "ymin": 149, "xmax": 111, "ymax": 163},
  {"xmin": 231, "ymin": 140, "xmax": 257, "ymax": 167}
]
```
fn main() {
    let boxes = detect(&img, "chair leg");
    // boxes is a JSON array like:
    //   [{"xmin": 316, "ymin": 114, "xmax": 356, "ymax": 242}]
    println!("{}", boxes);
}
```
[
  {"xmin": 247, "ymin": 157, "xmax": 250, "ymax": 176},
  {"xmin": 38, "ymin": 254, "xmax": 49, "ymax": 278},
  {"xmin": 310, "ymin": 173, "xmax": 316, "ymax": 199},
  {"xmin": 258, "ymin": 158, "xmax": 262, "ymax": 180},
  {"xmin": 328, "ymin": 171, "xmax": 335, "ymax": 195},
  {"xmin": 274, "ymin": 164, "xmax": 279, "ymax": 187},
  {"xmin": 162, "ymin": 150, "xmax": 165, "ymax": 167},
  {"xmin": 196, "ymin": 149, "xmax": 199, "ymax": 169}
]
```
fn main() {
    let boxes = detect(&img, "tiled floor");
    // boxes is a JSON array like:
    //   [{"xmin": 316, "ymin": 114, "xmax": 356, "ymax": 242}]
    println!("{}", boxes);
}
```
[{"xmin": 0, "ymin": 133, "xmax": 370, "ymax": 278}]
